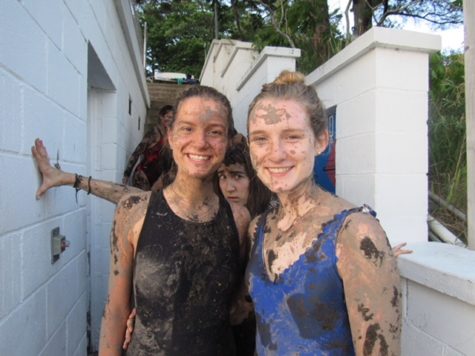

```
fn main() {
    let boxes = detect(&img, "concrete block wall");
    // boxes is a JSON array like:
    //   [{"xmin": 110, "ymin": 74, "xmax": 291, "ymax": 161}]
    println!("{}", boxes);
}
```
[
  {"xmin": 399, "ymin": 243, "xmax": 475, "ymax": 355},
  {"xmin": 232, "ymin": 47, "xmax": 301, "ymax": 134},
  {"xmin": 306, "ymin": 27, "xmax": 441, "ymax": 245},
  {"xmin": 220, "ymin": 43, "xmax": 257, "ymax": 103},
  {"xmin": 200, "ymin": 39, "xmax": 240, "ymax": 97},
  {"xmin": 200, "ymin": 39, "xmax": 258, "ymax": 119},
  {"xmin": 0, "ymin": 0, "xmax": 148, "ymax": 354}
]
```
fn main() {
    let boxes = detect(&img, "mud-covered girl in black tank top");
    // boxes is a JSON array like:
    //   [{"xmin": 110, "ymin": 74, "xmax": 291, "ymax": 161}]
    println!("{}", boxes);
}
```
[
  {"xmin": 126, "ymin": 191, "xmax": 239, "ymax": 355},
  {"xmin": 99, "ymin": 86, "xmax": 250, "ymax": 355}
]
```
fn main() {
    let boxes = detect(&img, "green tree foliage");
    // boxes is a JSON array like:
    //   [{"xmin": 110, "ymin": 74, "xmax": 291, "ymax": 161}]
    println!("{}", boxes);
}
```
[
  {"xmin": 429, "ymin": 52, "xmax": 466, "ymax": 234},
  {"xmin": 252, "ymin": 0, "xmax": 463, "ymax": 72},
  {"xmin": 250, "ymin": 0, "xmax": 347, "ymax": 73},
  {"xmin": 138, "ymin": 1, "xmax": 214, "ymax": 77},
  {"xmin": 136, "ymin": 0, "xmax": 268, "ymax": 77},
  {"xmin": 136, "ymin": 0, "xmax": 346, "ymax": 75},
  {"xmin": 136, "ymin": 1, "xmax": 463, "ymax": 77}
]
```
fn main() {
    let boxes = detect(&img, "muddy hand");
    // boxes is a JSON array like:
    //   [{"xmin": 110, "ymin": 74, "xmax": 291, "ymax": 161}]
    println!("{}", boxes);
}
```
[
  {"xmin": 31, "ymin": 138, "xmax": 64, "ymax": 199},
  {"xmin": 123, "ymin": 308, "xmax": 136, "ymax": 349},
  {"xmin": 392, "ymin": 242, "xmax": 413, "ymax": 257}
]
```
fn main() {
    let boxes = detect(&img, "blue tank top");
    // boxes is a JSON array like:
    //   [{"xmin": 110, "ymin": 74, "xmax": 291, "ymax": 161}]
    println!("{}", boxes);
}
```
[{"xmin": 247, "ymin": 206, "xmax": 375, "ymax": 356}]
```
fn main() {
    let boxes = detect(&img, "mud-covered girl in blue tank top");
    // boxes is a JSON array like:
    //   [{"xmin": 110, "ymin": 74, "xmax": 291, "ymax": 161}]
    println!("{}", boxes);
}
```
[{"xmin": 245, "ymin": 71, "xmax": 402, "ymax": 355}]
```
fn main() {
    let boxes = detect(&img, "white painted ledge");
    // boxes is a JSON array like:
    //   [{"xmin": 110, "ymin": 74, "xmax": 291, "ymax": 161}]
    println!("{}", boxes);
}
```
[
  {"xmin": 236, "ymin": 46, "xmax": 301, "ymax": 91},
  {"xmin": 221, "ymin": 41, "xmax": 254, "ymax": 78},
  {"xmin": 398, "ymin": 242, "xmax": 475, "ymax": 305},
  {"xmin": 306, "ymin": 27, "xmax": 442, "ymax": 86}
]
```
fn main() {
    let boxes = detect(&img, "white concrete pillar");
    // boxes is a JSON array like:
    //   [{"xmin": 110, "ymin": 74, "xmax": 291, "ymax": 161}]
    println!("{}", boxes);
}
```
[{"xmin": 307, "ymin": 28, "xmax": 441, "ymax": 244}]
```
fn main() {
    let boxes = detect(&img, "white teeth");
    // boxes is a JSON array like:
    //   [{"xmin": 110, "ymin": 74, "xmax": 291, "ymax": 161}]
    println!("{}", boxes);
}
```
[
  {"xmin": 188, "ymin": 154, "xmax": 209, "ymax": 161},
  {"xmin": 268, "ymin": 167, "xmax": 290, "ymax": 173}
]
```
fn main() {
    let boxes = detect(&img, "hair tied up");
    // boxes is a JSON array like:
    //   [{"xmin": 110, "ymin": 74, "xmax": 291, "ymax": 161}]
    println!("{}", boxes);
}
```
[{"xmin": 273, "ymin": 70, "xmax": 305, "ymax": 85}]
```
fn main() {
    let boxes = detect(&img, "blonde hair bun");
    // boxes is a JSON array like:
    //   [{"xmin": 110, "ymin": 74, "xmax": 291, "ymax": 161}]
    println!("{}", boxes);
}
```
[{"xmin": 273, "ymin": 70, "xmax": 305, "ymax": 85}]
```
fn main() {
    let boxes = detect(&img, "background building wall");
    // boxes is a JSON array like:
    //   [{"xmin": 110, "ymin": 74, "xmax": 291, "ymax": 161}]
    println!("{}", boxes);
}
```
[
  {"xmin": 306, "ymin": 27, "xmax": 439, "ymax": 245},
  {"xmin": 0, "ymin": 0, "xmax": 148, "ymax": 354},
  {"xmin": 399, "ymin": 243, "xmax": 475, "ymax": 355}
]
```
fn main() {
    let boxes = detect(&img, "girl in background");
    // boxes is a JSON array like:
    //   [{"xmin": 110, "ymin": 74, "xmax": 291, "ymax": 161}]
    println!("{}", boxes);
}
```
[
  {"xmin": 122, "ymin": 104, "xmax": 174, "ymax": 190},
  {"xmin": 218, "ymin": 142, "xmax": 273, "ymax": 221}
]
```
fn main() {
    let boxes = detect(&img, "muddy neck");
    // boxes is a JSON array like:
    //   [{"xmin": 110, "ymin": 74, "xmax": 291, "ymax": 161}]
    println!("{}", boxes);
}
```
[
  {"xmin": 275, "ymin": 178, "xmax": 321, "ymax": 219},
  {"xmin": 168, "ymin": 172, "xmax": 216, "ymax": 204}
]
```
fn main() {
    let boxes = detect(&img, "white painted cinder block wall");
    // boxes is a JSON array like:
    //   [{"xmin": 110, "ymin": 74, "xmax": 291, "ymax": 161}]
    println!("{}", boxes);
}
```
[
  {"xmin": 0, "ymin": 0, "xmax": 148, "ymax": 354},
  {"xmin": 399, "ymin": 243, "xmax": 475, "ymax": 355},
  {"xmin": 306, "ymin": 27, "xmax": 440, "ymax": 245}
]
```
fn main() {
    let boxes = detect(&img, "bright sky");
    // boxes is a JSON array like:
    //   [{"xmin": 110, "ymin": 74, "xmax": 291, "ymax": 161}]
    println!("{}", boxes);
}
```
[{"xmin": 328, "ymin": 0, "xmax": 464, "ymax": 52}]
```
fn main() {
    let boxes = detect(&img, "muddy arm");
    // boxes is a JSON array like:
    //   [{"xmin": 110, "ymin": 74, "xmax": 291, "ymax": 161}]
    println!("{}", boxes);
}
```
[
  {"xmin": 99, "ymin": 193, "xmax": 149, "ymax": 354},
  {"xmin": 229, "ymin": 216, "xmax": 260, "ymax": 325},
  {"xmin": 337, "ymin": 213, "xmax": 401, "ymax": 356},
  {"xmin": 32, "ymin": 138, "xmax": 142, "ymax": 204},
  {"xmin": 229, "ymin": 201, "xmax": 251, "ymax": 265},
  {"xmin": 75, "ymin": 176, "xmax": 142, "ymax": 204}
]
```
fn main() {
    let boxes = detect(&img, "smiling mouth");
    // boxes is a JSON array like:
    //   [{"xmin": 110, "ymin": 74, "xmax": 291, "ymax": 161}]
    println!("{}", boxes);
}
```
[
  {"xmin": 187, "ymin": 154, "xmax": 210, "ymax": 161},
  {"xmin": 267, "ymin": 167, "xmax": 292, "ymax": 174}
]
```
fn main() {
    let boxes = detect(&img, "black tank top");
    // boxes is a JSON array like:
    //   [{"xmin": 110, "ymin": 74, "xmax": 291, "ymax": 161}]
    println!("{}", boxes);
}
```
[{"xmin": 127, "ymin": 191, "xmax": 240, "ymax": 356}]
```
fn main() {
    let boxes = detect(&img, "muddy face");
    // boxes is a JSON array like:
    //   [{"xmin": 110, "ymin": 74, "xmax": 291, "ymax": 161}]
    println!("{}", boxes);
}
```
[
  {"xmin": 217, "ymin": 163, "xmax": 250, "ymax": 207},
  {"xmin": 168, "ymin": 97, "xmax": 229, "ymax": 180},
  {"xmin": 248, "ymin": 98, "xmax": 318, "ymax": 194}
]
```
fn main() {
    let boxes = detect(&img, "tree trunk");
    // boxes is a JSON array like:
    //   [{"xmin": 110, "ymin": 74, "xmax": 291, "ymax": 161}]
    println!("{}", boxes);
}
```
[
  {"xmin": 214, "ymin": 0, "xmax": 219, "ymax": 39},
  {"xmin": 312, "ymin": 0, "xmax": 332, "ymax": 65},
  {"xmin": 352, "ymin": 0, "xmax": 374, "ymax": 36},
  {"xmin": 464, "ymin": 0, "xmax": 475, "ymax": 249}
]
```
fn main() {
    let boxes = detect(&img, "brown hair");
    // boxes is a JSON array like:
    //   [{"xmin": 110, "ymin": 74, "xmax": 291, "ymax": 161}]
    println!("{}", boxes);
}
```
[
  {"xmin": 247, "ymin": 70, "xmax": 327, "ymax": 137},
  {"xmin": 159, "ymin": 104, "xmax": 174, "ymax": 117},
  {"xmin": 173, "ymin": 85, "xmax": 235, "ymax": 138}
]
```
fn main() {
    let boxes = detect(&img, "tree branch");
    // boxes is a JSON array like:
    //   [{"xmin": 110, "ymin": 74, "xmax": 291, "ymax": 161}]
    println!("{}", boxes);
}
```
[
  {"xmin": 344, "ymin": 0, "xmax": 352, "ymax": 39},
  {"xmin": 259, "ymin": 0, "xmax": 296, "ymax": 48}
]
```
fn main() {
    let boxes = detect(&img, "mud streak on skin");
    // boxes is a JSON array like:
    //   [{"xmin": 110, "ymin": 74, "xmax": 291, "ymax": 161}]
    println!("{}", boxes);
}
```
[
  {"xmin": 391, "ymin": 286, "xmax": 399, "ymax": 307},
  {"xmin": 360, "ymin": 236, "xmax": 385, "ymax": 266},
  {"xmin": 111, "ymin": 220, "xmax": 118, "ymax": 253},
  {"xmin": 358, "ymin": 303, "xmax": 374, "ymax": 322},
  {"xmin": 363, "ymin": 323, "xmax": 389, "ymax": 356},
  {"xmin": 267, "ymin": 250, "xmax": 277, "ymax": 277},
  {"xmin": 255, "ymin": 103, "xmax": 291, "ymax": 125},
  {"xmin": 123, "ymin": 195, "xmax": 142, "ymax": 209},
  {"xmin": 200, "ymin": 106, "xmax": 221, "ymax": 121}
]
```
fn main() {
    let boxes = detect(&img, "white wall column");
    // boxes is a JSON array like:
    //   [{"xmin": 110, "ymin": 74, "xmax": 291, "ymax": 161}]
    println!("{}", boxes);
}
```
[{"xmin": 306, "ymin": 27, "xmax": 441, "ymax": 244}]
